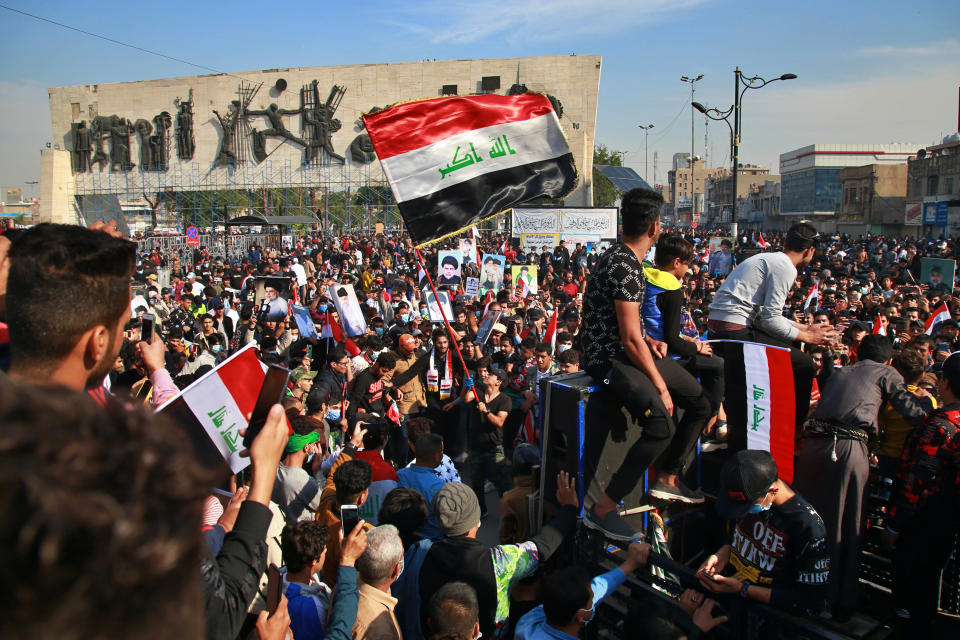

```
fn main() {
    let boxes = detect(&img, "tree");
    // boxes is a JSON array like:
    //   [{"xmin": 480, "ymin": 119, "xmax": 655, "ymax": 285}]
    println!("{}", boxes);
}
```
[{"xmin": 593, "ymin": 144, "xmax": 623, "ymax": 207}]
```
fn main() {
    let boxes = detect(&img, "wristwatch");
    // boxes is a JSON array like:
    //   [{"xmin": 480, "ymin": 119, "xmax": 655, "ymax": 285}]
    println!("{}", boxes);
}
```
[{"xmin": 739, "ymin": 581, "xmax": 751, "ymax": 599}]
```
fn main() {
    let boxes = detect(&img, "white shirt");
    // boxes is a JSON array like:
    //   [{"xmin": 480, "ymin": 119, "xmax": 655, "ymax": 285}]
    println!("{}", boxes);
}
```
[{"xmin": 291, "ymin": 263, "xmax": 307, "ymax": 286}]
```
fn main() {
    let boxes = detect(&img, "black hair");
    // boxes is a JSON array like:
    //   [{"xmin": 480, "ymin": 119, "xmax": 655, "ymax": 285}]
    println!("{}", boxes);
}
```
[
  {"xmin": 280, "ymin": 520, "xmax": 329, "ymax": 573},
  {"xmin": 362, "ymin": 422, "xmax": 391, "ymax": 451},
  {"xmin": 535, "ymin": 342, "xmax": 552, "ymax": 356},
  {"xmin": 858, "ymin": 334, "xmax": 894, "ymax": 364},
  {"xmin": 619, "ymin": 188, "xmax": 663, "ymax": 237},
  {"xmin": 557, "ymin": 349, "xmax": 580, "ymax": 365},
  {"xmin": 7, "ymin": 224, "xmax": 136, "ymax": 370},
  {"xmin": 414, "ymin": 433, "xmax": 444, "ymax": 461},
  {"xmin": 327, "ymin": 345, "xmax": 348, "ymax": 364},
  {"xmin": 942, "ymin": 353, "xmax": 960, "ymax": 397},
  {"xmin": 378, "ymin": 487, "xmax": 429, "ymax": 540},
  {"xmin": 376, "ymin": 351, "xmax": 398, "ymax": 369},
  {"xmin": 653, "ymin": 233, "xmax": 694, "ymax": 268},
  {"xmin": 784, "ymin": 222, "xmax": 819, "ymax": 253},
  {"xmin": 539, "ymin": 565, "xmax": 592, "ymax": 626},
  {"xmin": 333, "ymin": 459, "xmax": 372, "ymax": 504},
  {"xmin": 427, "ymin": 582, "xmax": 479, "ymax": 639}
]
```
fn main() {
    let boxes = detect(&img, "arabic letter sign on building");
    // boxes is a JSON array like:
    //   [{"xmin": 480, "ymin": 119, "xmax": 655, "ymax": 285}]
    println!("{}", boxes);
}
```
[{"xmin": 512, "ymin": 207, "xmax": 617, "ymax": 245}]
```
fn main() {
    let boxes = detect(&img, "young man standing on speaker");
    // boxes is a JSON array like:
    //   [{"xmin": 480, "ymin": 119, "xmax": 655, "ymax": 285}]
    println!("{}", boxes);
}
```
[{"xmin": 580, "ymin": 188, "xmax": 681, "ymax": 541}]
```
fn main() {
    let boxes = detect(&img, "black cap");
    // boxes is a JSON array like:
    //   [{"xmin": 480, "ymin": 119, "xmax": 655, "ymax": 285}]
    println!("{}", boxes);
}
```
[{"xmin": 716, "ymin": 450, "xmax": 778, "ymax": 520}]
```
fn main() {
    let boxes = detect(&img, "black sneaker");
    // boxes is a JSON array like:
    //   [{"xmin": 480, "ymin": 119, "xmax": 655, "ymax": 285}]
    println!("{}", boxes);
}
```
[
  {"xmin": 584, "ymin": 507, "xmax": 640, "ymax": 542},
  {"xmin": 649, "ymin": 481, "xmax": 706, "ymax": 504}
]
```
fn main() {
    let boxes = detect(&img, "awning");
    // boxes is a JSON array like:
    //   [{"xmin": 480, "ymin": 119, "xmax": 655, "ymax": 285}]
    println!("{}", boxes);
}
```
[
  {"xmin": 226, "ymin": 215, "xmax": 321, "ymax": 226},
  {"xmin": 594, "ymin": 165, "xmax": 653, "ymax": 192}
]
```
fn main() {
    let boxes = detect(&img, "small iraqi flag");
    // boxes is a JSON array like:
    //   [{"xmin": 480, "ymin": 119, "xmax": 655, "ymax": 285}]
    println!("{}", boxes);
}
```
[
  {"xmin": 363, "ymin": 93, "xmax": 578, "ymax": 245},
  {"xmin": 925, "ymin": 302, "xmax": 951, "ymax": 335},
  {"xmin": 156, "ymin": 344, "xmax": 267, "ymax": 473}
]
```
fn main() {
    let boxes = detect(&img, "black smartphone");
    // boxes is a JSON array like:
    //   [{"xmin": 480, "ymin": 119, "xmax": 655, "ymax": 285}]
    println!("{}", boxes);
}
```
[
  {"xmin": 341, "ymin": 504, "xmax": 360, "ymax": 538},
  {"xmin": 242, "ymin": 364, "xmax": 292, "ymax": 449},
  {"xmin": 266, "ymin": 564, "xmax": 282, "ymax": 614},
  {"xmin": 140, "ymin": 313, "xmax": 155, "ymax": 344}
]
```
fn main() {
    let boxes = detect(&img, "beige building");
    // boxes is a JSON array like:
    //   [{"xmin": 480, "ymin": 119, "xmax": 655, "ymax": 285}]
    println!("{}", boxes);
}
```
[
  {"xmin": 667, "ymin": 154, "xmax": 725, "ymax": 225},
  {"xmin": 906, "ymin": 134, "xmax": 960, "ymax": 234},
  {"xmin": 837, "ymin": 164, "xmax": 908, "ymax": 236},
  {"xmin": 40, "ymin": 55, "xmax": 602, "ymax": 227},
  {"xmin": 703, "ymin": 166, "xmax": 775, "ymax": 224}
]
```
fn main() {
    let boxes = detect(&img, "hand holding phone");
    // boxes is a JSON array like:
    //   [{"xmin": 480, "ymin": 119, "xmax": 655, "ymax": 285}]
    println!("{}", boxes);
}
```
[
  {"xmin": 341, "ymin": 504, "xmax": 360, "ymax": 538},
  {"xmin": 266, "ymin": 564, "xmax": 282, "ymax": 614},
  {"xmin": 140, "ymin": 313, "xmax": 155, "ymax": 344},
  {"xmin": 242, "ymin": 365, "xmax": 292, "ymax": 449}
]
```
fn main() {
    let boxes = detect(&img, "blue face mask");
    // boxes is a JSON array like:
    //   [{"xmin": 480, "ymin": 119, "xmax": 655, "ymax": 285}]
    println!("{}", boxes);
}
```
[
  {"xmin": 747, "ymin": 493, "xmax": 772, "ymax": 514},
  {"xmin": 400, "ymin": 313, "xmax": 410, "ymax": 323},
  {"xmin": 375, "ymin": 327, "xmax": 384, "ymax": 336},
  {"xmin": 327, "ymin": 409, "xmax": 341, "ymax": 421},
  {"xmin": 212, "ymin": 344, "xmax": 223, "ymax": 353},
  {"xmin": 318, "ymin": 303, "xmax": 328, "ymax": 312}
]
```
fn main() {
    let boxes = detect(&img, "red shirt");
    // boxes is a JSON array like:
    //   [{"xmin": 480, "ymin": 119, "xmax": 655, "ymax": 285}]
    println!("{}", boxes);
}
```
[{"xmin": 562, "ymin": 282, "xmax": 579, "ymax": 297}]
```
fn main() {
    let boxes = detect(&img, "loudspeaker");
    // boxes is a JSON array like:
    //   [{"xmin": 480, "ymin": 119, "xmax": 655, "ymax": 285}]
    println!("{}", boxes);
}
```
[
  {"xmin": 275, "ymin": 78, "xmax": 287, "ymax": 92},
  {"xmin": 537, "ymin": 372, "xmax": 648, "ymax": 529},
  {"xmin": 481, "ymin": 75, "xmax": 501, "ymax": 91}
]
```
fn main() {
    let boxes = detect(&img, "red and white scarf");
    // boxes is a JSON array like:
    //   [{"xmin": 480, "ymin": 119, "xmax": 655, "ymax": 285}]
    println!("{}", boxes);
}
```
[{"xmin": 427, "ymin": 348, "xmax": 454, "ymax": 400}]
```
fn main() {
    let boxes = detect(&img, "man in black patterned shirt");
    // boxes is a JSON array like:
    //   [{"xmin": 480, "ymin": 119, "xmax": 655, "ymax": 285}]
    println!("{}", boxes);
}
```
[{"xmin": 580, "ymin": 188, "xmax": 677, "ymax": 541}]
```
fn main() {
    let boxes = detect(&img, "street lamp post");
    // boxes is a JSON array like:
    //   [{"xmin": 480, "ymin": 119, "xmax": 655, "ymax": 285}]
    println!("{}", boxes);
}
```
[
  {"xmin": 638, "ymin": 124, "xmax": 654, "ymax": 185},
  {"xmin": 681, "ymin": 75, "xmax": 703, "ymax": 225},
  {"xmin": 693, "ymin": 68, "xmax": 796, "ymax": 227}
]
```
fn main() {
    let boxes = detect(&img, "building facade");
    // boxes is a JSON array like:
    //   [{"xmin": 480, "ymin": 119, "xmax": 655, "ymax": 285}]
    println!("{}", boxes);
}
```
[
  {"xmin": 837, "ymin": 164, "xmax": 909, "ymax": 237},
  {"xmin": 40, "ymin": 55, "xmax": 602, "ymax": 229},
  {"xmin": 667, "ymin": 154, "xmax": 725, "ymax": 225},
  {"xmin": 703, "ymin": 165, "xmax": 775, "ymax": 225},
  {"xmin": 779, "ymin": 143, "xmax": 918, "ymax": 232},
  {"xmin": 906, "ymin": 134, "xmax": 960, "ymax": 236}
]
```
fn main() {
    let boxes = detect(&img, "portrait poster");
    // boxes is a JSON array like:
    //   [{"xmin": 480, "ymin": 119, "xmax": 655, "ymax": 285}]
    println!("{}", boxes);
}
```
[
  {"xmin": 291, "ymin": 304, "xmax": 319, "ymax": 340},
  {"xmin": 475, "ymin": 310, "xmax": 502, "ymax": 345},
  {"xmin": 423, "ymin": 288, "xmax": 454, "ymax": 322},
  {"xmin": 328, "ymin": 283, "xmax": 368, "ymax": 337},
  {"xmin": 437, "ymin": 250, "xmax": 463, "ymax": 288},
  {"xmin": 478, "ymin": 254, "xmax": 506, "ymax": 295},
  {"xmin": 464, "ymin": 277, "xmax": 480, "ymax": 298},
  {"xmin": 459, "ymin": 237, "xmax": 477, "ymax": 264},
  {"xmin": 920, "ymin": 257, "xmax": 956, "ymax": 295},
  {"xmin": 254, "ymin": 276, "xmax": 292, "ymax": 322},
  {"xmin": 512, "ymin": 264, "xmax": 538, "ymax": 294}
]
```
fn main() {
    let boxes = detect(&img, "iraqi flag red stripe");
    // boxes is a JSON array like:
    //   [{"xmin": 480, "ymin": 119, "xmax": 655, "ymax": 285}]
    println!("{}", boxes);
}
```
[
  {"xmin": 364, "ymin": 93, "xmax": 555, "ymax": 160},
  {"xmin": 766, "ymin": 346, "xmax": 796, "ymax": 483}
]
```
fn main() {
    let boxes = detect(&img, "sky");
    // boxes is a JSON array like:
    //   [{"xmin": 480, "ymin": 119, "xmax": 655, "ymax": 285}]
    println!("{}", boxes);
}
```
[{"xmin": 1, "ymin": 0, "xmax": 958, "ymax": 198}]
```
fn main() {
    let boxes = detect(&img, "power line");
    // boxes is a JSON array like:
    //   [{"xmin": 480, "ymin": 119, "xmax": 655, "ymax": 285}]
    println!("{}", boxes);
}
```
[{"xmin": 0, "ymin": 3, "xmax": 244, "ymax": 80}]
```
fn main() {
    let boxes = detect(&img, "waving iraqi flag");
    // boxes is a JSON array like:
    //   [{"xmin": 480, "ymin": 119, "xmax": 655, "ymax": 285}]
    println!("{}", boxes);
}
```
[{"xmin": 363, "ymin": 93, "xmax": 578, "ymax": 245}]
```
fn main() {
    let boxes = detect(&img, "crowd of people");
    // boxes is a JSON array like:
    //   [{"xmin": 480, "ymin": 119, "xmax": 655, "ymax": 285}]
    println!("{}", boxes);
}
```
[{"xmin": 1, "ymin": 187, "xmax": 959, "ymax": 638}]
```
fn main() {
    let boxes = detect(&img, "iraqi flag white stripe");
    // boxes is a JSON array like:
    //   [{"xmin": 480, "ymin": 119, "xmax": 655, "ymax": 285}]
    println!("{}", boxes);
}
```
[
  {"xmin": 744, "ymin": 343, "xmax": 772, "ymax": 453},
  {"xmin": 182, "ymin": 373, "xmax": 250, "ymax": 473},
  {"xmin": 926, "ymin": 302, "xmax": 951, "ymax": 335},
  {"xmin": 380, "ymin": 113, "xmax": 569, "ymax": 204}
]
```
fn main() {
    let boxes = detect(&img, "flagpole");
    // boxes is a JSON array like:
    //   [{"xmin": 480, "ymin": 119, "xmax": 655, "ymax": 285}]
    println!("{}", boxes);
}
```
[{"xmin": 414, "ymin": 248, "xmax": 470, "ymax": 376}]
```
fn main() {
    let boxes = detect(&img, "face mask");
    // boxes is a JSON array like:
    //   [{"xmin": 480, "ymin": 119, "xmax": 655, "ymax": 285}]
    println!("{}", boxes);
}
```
[
  {"xmin": 400, "ymin": 313, "xmax": 410, "ymax": 324},
  {"xmin": 318, "ymin": 303, "xmax": 328, "ymax": 312},
  {"xmin": 579, "ymin": 604, "xmax": 595, "ymax": 624},
  {"xmin": 327, "ymin": 409, "xmax": 341, "ymax": 421},
  {"xmin": 747, "ymin": 492, "xmax": 772, "ymax": 514},
  {"xmin": 212, "ymin": 344, "xmax": 223, "ymax": 353},
  {"xmin": 375, "ymin": 327, "xmax": 384, "ymax": 336},
  {"xmin": 557, "ymin": 344, "xmax": 571, "ymax": 353}
]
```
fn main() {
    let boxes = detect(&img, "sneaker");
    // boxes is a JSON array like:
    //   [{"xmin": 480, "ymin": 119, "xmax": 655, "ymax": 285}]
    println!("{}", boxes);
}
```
[
  {"xmin": 584, "ymin": 507, "xmax": 640, "ymax": 542},
  {"xmin": 649, "ymin": 481, "xmax": 706, "ymax": 504}
]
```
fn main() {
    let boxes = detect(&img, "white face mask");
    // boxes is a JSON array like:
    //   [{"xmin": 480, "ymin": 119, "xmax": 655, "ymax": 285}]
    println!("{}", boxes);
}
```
[{"xmin": 556, "ymin": 344, "xmax": 571, "ymax": 353}]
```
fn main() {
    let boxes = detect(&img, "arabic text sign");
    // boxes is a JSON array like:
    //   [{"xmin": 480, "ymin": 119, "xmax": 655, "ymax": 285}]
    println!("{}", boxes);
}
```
[
  {"xmin": 464, "ymin": 277, "xmax": 480, "ymax": 297},
  {"xmin": 560, "ymin": 209, "xmax": 617, "ymax": 236},
  {"xmin": 520, "ymin": 233, "xmax": 559, "ymax": 253},
  {"xmin": 512, "ymin": 210, "xmax": 559, "ymax": 234}
]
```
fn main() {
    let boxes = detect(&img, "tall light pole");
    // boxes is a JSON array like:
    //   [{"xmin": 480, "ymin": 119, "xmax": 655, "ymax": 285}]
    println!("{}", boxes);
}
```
[
  {"xmin": 638, "ymin": 124, "xmax": 654, "ymax": 185},
  {"xmin": 693, "ymin": 68, "xmax": 796, "ymax": 227},
  {"xmin": 681, "ymin": 75, "xmax": 703, "ymax": 225}
]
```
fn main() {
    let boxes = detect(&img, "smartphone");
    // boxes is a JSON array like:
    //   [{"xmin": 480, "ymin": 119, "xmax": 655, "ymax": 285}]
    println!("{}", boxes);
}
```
[
  {"xmin": 242, "ymin": 364, "xmax": 292, "ymax": 449},
  {"xmin": 140, "ymin": 313, "xmax": 155, "ymax": 344},
  {"xmin": 306, "ymin": 344, "xmax": 313, "ymax": 360},
  {"xmin": 938, "ymin": 342, "xmax": 951, "ymax": 353},
  {"xmin": 341, "ymin": 504, "xmax": 360, "ymax": 538},
  {"xmin": 266, "ymin": 564, "xmax": 282, "ymax": 614}
]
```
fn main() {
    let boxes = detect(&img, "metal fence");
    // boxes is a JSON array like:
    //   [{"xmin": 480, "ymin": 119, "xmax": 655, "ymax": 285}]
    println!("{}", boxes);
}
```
[{"xmin": 135, "ymin": 233, "xmax": 285, "ymax": 261}]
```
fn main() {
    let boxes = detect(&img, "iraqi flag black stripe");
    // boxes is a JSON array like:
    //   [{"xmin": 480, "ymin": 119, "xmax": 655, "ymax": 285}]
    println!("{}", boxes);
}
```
[{"xmin": 396, "ymin": 153, "xmax": 577, "ymax": 244}]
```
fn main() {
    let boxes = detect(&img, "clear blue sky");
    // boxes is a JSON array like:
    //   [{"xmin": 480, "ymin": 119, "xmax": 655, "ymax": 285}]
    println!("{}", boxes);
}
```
[{"xmin": 1, "ymin": 0, "xmax": 958, "ymax": 197}]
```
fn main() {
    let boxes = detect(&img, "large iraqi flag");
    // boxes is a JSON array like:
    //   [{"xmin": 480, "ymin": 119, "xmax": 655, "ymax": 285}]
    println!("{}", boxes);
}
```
[
  {"xmin": 362, "ymin": 93, "xmax": 578, "ymax": 245},
  {"xmin": 156, "ymin": 343, "xmax": 267, "ymax": 473},
  {"xmin": 716, "ymin": 340, "xmax": 796, "ymax": 482}
]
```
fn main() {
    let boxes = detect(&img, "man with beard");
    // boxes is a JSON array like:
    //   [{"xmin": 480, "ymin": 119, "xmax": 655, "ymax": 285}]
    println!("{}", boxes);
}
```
[
  {"xmin": 5, "ymin": 223, "xmax": 177, "ymax": 406},
  {"xmin": 707, "ymin": 222, "xmax": 838, "ymax": 453}
]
